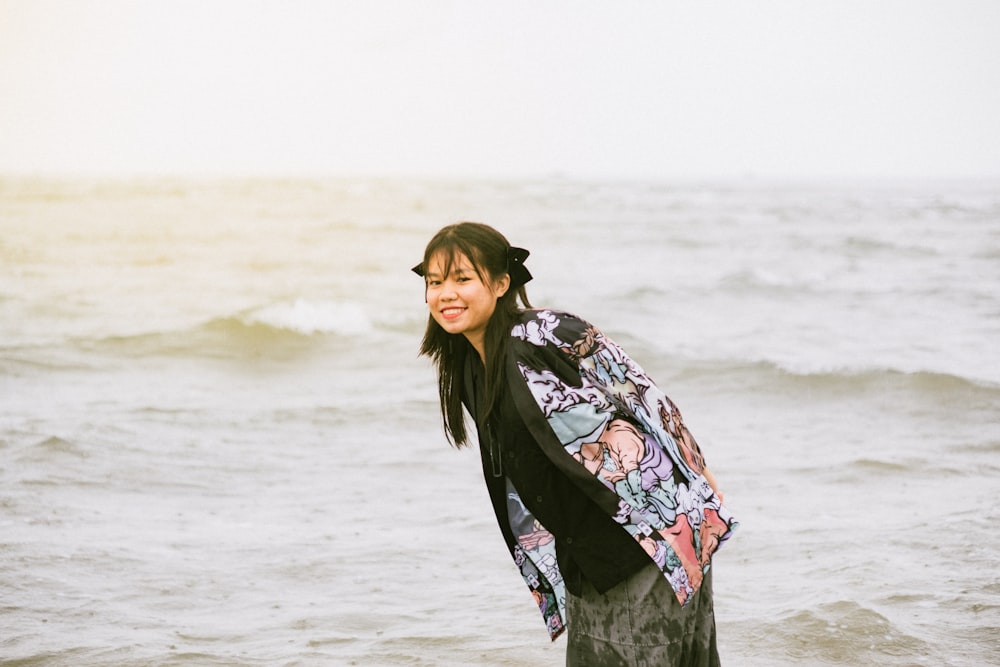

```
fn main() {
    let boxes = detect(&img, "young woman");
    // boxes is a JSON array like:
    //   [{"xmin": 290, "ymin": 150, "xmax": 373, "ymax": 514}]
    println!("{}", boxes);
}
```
[{"xmin": 414, "ymin": 222, "xmax": 737, "ymax": 666}]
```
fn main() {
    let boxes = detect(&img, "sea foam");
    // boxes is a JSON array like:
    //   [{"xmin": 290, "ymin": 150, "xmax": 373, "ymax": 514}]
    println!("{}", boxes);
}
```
[{"xmin": 242, "ymin": 299, "xmax": 372, "ymax": 336}]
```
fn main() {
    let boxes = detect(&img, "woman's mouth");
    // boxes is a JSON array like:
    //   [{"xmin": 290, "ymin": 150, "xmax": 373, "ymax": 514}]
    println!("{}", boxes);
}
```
[{"xmin": 441, "ymin": 307, "xmax": 466, "ymax": 320}]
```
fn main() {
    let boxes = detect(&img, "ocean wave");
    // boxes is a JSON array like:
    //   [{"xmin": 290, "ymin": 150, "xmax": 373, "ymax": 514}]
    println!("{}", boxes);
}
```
[
  {"xmin": 241, "ymin": 299, "xmax": 372, "ymax": 336},
  {"xmin": 755, "ymin": 600, "xmax": 932, "ymax": 664},
  {"xmin": 716, "ymin": 267, "xmax": 827, "ymax": 293},
  {"xmin": 675, "ymin": 358, "xmax": 1000, "ymax": 397},
  {"xmin": 842, "ymin": 234, "xmax": 939, "ymax": 257},
  {"xmin": 64, "ymin": 300, "xmax": 376, "ymax": 360},
  {"xmin": 15, "ymin": 435, "xmax": 88, "ymax": 462}
]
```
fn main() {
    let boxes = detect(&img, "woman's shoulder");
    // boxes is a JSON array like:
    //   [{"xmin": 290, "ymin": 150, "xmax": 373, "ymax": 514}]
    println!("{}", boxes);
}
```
[
  {"xmin": 511, "ymin": 309, "xmax": 603, "ymax": 356},
  {"xmin": 516, "ymin": 308, "xmax": 593, "ymax": 328}
]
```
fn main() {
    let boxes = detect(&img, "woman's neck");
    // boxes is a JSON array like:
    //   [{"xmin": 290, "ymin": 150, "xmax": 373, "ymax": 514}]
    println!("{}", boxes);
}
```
[{"xmin": 465, "ymin": 333, "xmax": 487, "ymax": 364}]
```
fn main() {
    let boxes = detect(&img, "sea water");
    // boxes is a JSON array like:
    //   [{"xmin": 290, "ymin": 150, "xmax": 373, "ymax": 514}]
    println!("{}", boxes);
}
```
[{"xmin": 1, "ymin": 177, "xmax": 998, "ymax": 666}]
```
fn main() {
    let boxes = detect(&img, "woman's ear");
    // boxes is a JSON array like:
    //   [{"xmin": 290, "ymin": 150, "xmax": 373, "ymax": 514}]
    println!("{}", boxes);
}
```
[{"xmin": 493, "ymin": 273, "xmax": 511, "ymax": 299}]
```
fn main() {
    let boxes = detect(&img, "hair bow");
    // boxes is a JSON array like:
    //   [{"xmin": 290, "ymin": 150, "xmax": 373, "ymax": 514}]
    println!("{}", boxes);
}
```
[{"xmin": 411, "ymin": 246, "xmax": 533, "ymax": 289}]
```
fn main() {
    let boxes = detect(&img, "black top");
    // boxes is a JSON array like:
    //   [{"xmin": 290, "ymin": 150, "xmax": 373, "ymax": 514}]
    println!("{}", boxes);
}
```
[{"xmin": 467, "ymin": 355, "xmax": 650, "ymax": 596}]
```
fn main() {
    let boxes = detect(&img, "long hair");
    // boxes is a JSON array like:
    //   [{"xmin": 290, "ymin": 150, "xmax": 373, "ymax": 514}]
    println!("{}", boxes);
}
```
[{"xmin": 417, "ymin": 222, "xmax": 532, "ymax": 448}]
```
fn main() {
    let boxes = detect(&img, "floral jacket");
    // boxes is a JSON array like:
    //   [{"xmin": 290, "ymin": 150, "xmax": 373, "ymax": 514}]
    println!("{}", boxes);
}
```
[{"xmin": 482, "ymin": 309, "xmax": 738, "ymax": 641}]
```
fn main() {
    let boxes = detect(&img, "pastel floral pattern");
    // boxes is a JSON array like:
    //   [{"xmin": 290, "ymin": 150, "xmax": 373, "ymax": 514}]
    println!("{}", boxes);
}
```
[{"xmin": 504, "ymin": 310, "xmax": 738, "ymax": 638}]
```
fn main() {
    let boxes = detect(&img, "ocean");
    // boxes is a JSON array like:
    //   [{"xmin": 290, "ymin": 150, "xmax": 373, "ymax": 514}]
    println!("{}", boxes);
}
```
[{"xmin": 1, "ymin": 176, "xmax": 998, "ymax": 666}]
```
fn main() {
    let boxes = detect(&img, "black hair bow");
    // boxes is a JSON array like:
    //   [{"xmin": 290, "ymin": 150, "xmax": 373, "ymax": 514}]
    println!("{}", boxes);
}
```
[{"xmin": 411, "ymin": 246, "xmax": 533, "ymax": 289}]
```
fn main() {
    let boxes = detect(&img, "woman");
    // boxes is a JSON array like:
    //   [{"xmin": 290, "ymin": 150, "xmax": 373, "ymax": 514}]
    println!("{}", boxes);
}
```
[{"xmin": 414, "ymin": 222, "xmax": 737, "ymax": 666}]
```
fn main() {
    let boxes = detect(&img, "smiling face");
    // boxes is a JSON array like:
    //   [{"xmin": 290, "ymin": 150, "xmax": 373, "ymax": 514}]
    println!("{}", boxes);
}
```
[{"xmin": 424, "ymin": 251, "xmax": 509, "ymax": 358}]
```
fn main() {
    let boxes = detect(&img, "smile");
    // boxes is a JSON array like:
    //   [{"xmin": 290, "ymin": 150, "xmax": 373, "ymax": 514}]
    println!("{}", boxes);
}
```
[{"xmin": 441, "ymin": 307, "xmax": 466, "ymax": 320}]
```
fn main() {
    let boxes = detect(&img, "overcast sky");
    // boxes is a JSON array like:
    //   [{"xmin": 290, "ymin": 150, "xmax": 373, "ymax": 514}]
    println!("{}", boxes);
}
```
[{"xmin": 1, "ymin": 0, "xmax": 998, "ymax": 180}]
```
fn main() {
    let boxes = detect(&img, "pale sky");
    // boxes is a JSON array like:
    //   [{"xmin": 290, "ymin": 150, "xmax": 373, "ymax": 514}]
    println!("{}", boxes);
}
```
[{"xmin": 1, "ymin": 0, "xmax": 998, "ymax": 180}]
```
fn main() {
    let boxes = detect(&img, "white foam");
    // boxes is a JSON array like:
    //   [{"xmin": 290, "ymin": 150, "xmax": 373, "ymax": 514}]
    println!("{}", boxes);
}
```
[{"xmin": 244, "ymin": 299, "xmax": 372, "ymax": 336}]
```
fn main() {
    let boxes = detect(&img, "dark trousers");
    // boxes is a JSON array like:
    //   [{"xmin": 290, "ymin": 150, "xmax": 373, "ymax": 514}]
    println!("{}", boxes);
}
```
[{"xmin": 566, "ymin": 565, "xmax": 719, "ymax": 667}]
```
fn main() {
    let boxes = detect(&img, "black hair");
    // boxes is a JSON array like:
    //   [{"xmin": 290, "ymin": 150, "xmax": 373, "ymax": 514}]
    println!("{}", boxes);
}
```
[{"xmin": 416, "ymin": 222, "xmax": 532, "ymax": 447}]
